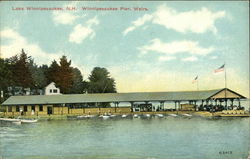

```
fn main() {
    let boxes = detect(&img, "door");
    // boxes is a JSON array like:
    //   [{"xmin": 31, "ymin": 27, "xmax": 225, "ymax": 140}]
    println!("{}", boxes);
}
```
[{"xmin": 47, "ymin": 106, "xmax": 53, "ymax": 115}]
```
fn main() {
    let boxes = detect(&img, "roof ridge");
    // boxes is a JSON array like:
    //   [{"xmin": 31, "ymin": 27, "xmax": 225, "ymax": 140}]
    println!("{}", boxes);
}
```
[{"xmin": 6, "ymin": 88, "xmax": 225, "ymax": 97}]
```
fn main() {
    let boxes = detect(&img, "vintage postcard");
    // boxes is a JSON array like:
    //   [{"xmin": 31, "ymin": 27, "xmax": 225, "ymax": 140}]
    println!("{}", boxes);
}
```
[{"xmin": 0, "ymin": 1, "xmax": 249, "ymax": 159}]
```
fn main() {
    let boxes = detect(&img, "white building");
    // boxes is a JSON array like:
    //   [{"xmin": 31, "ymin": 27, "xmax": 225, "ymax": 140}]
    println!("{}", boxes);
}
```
[{"xmin": 45, "ymin": 82, "xmax": 61, "ymax": 95}]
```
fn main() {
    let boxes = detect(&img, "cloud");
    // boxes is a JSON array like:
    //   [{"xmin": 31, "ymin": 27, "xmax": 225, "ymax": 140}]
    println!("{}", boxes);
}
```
[
  {"xmin": 181, "ymin": 56, "xmax": 198, "ymax": 62},
  {"xmin": 124, "ymin": 4, "xmax": 226, "ymax": 35},
  {"xmin": 52, "ymin": 1, "xmax": 84, "ymax": 25},
  {"xmin": 123, "ymin": 14, "xmax": 153, "ymax": 35},
  {"xmin": 86, "ymin": 16, "xmax": 99, "ymax": 26},
  {"xmin": 158, "ymin": 56, "xmax": 176, "ymax": 61},
  {"xmin": 210, "ymin": 55, "xmax": 218, "ymax": 59},
  {"xmin": 138, "ymin": 38, "xmax": 214, "ymax": 56},
  {"xmin": 69, "ymin": 25, "xmax": 95, "ymax": 44},
  {"xmin": 0, "ymin": 28, "xmax": 88, "ymax": 76},
  {"xmin": 69, "ymin": 16, "xmax": 99, "ymax": 44},
  {"xmin": 53, "ymin": 12, "xmax": 80, "ymax": 25},
  {"xmin": 0, "ymin": 28, "xmax": 61, "ymax": 65}
]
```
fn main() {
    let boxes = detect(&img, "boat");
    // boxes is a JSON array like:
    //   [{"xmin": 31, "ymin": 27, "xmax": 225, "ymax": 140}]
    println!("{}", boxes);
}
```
[
  {"xmin": 121, "ymin": 114, "xmax": 127, "ymax": 118},
  {"xmin": 133, "ymin": 114, "xmax": 139, "ymax": 118},
  {"xmin": 0, "ymin": 118, "xmax": 38, "ymax": 123},
  {"xmin": 183, "ymin": 114, "xmax": 192, "ymax": 117},
  {"xmin": 85, "ymin": 115, "xmax": 95, "ymax": 118},
  {"xmin": 77, "ymin": 115, "xmax": 85, "ymax": 119},
  {"xmin": 77, "ymin": 115, "xmax": 95, "ymax": 118},
  {"xmin": 110, "ymin": 114, "xmax": 116, "ymax": 118},
  {"xmin": 156, "ymin": 114, "xmax": 164, "ymax": 118},
  {"xmin": 144, "ymin": 114, "xmax": 151, "ymax": 117},
  {"xmin": 0, "ymin": 118, "xmax": 20, "ymax": 122},
  {"xmin": 102, "ymin": 115, "xmax": 110, "ymax": 119},
  {"xmin": 20, "ymin": 119, "xmax": 38, "ymax": 123},
  {"xmin": 169, "ymin": 114, "xmax": 178, "ymax": 117}
]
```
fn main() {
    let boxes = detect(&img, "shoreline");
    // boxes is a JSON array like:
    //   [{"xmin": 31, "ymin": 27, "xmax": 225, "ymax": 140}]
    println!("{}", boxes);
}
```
[{"xmin": 1, "ymin": 111, "xmax": 249, "ymax": 120}]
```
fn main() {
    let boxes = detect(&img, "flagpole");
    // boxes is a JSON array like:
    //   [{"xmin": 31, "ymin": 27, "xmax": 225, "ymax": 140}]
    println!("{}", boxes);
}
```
[
  {"xmin": 224, "ymin": 63, "xmax": 227, "ymax": 89},
  {"xmin": 224, "ymin": 62, "xmax": 227, "ymax": 109},
  {"xmin": 197, "ymin": 79, "xmax": 199, "ymax": 91}
]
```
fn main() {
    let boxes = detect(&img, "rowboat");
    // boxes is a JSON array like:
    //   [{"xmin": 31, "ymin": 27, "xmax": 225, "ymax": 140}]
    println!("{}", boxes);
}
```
[
  {"xmin": 133, "ymin": 114, "xmax": 139, "ymax": 118},
  {"xmin": 144, "ymin": 114, "xmax": 151, "ymax": 117},
  {"xmin": 110, "ymin": 114, "xmax": 116, "ymax": 118},
  {"xmin": 183, "ymin": 114, "xmax": 192, "ymax": 117},
  {"xmin": 0, "ymin": 118, "xmax": 38, "ymax": 123},
  {"xmin": 77, "ymin": 115, "xmax": 85, "ymax": 118},
  {"xmin": 121, "ymin": 114, "xmax": 127, "ymax": 118},
  {"xmin": 85, "ymin": 115, "xmax": 95, "ymax": 118},
  {"xmin": 0, "ymin": 118, "xmax": 20, "ymax": 122},
  {"xmin": 156, "ymin": 114, "xmax": 164, "ymax": 118},
  {"xmin": 20, "ymin": 119, "xmax": 38, "ymax": 123},
  {"xmin": 77, "ymin": 115, "xmax": 95, "ymax": 118},
  {"xmin": 102, "ymin": 115, "xmax": 110, "ymax": 119}
]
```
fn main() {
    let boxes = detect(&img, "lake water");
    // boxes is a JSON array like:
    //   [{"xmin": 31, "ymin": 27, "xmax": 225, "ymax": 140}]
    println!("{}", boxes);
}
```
[{"xmin": 0, "ymin": 116, "xmax": 249, "ymax": 159}]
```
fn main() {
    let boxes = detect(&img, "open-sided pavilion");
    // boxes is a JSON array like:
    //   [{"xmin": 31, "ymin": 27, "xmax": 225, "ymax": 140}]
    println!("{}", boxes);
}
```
[{"xmin": 1, "ymin": 88, "xmax": 247, "ymax": 116}]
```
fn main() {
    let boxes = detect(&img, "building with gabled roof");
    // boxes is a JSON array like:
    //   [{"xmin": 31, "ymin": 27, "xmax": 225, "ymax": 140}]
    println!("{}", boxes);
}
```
[
  {"xmin": 44, "ymin": 82, "xmax": 61, "ymax": 95},
  {"xmin": 1, "ymin": 88, "xmax": 247, "ymax": 116}
]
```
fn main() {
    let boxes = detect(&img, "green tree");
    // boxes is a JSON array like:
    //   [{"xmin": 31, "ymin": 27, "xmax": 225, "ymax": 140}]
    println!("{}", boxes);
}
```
[
  {"xmin": 47, "ymin": 60, "xmax": 60, "ymax": 85},
  {"xmin": 5, "ymin": 55, "xmax": 18, "ymax": 87},
  {"xmin": 71, "ymin": 67, "xmax": 84, "ymax": 94},
  {"xmin": 88, "ymin": 67, "xmax": 116, "ymax": 93},
  {"xmin": 0, "ymin": 58, "xmax": 13, "ymax": 88},
  {"xmin": 40, "ymin": 64, "xmax": 49, "ymax": 85},
  {"xmin": 57, "ymin": 56, "xmax": 74, "ymax": 94},
  {"xmin": 13, "ymin": 49, "xmax": 33, "ymax": 88},
  {"xmin": 0, "ymin": 58, "xmax": 14, "ymax": 102},
  {"xmin": 28, "ymin": 60, "xmax": 47, "ymax": 89}
]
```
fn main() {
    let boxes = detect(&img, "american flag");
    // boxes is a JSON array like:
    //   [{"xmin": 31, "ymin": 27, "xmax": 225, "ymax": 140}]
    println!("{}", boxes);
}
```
[
  {"xmin": 214, "ymin": 64, "xmax": 225, "ymax": 73},
  {"xmin": 192, "ymin": 76, "xmax": 198, "ymax": 83}
]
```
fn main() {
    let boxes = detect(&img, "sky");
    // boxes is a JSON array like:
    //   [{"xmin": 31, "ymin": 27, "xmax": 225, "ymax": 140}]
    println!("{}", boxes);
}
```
[{"xmin": 0, "ymin": 1, "xmax": 249, "ymax": 97}]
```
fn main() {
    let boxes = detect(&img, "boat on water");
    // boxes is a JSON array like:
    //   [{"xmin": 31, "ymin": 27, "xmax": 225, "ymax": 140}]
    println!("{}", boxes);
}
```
[
  {"xmin": 0, "ymin": 118, "xmax": 38, "ymax": 123},
  {"xmin": 0, "ymin": 118, "xmax": 20, "ymax": 122},
  {"xmin": 183, "ymin": 114, "xmax": 192, "ymax": 117},
  {"xmin": 156, "ymin": 114, "xmax": 164, "ymax": 118},
  {"xmin": 144, "ymin": 114, "xmax": 151, "ymax": 118},
  {"xmin": 110, "ymin": 114, "xmax": 116, "ymax": 118},
  {"xmin": 77, "ymin": 115, "xmax": 95, "ymax": 118},
  {"xmin": 20, "ymin": 119, "xmax": 38, "ymax": 123},
  {"xmin": 85, "ymin": 115, "xmax": 95, "ymax": 118},
  {"xmin": 133, "ymin": 114, "xmax": 139, "ymax": 118},
  {"xmin": 102, "ymin": 115, "xmax": 110, "ymax": 119},
  {"xmin": 121, "ymin": 114, "xmax": 127, "ymax": 118},
  {"xmin": 77, "ymin": 115, "xmax": 85, "ymax": 119},
  {"xmin": 99, "ymin": 114, "xmax": 110, "ymax": 119}
]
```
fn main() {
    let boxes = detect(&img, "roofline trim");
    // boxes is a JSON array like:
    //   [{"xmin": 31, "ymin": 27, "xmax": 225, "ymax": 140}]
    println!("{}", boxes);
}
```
[{"xmin": 207, "ymin": 88, "xmax": 247, "ymax": 99}]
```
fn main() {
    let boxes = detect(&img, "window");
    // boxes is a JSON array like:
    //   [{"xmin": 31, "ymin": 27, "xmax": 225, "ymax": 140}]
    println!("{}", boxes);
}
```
[
  {"xmin": 24, "ymin": 106, "xmax": 27, "ymax": 112},
  {"xmin": 32, "ymin": 106, "xmax": 35, "ymax": 111},
  {"xmin": 50, "ymin": 89, "xmax": 52, "ymax": 93},
  {"xmin": 8, "ymin": 106, "xmax": 12, "ymax": 112},
  {"xmin": 53, "ymin": 89, "xmax": 57, "ymax": 93},
  {"xmin": 39, "ymin": 105, "xmax": 43, "ymax": 111},
  {"xmin": 16, "ymin": 106, "xmax": 20, "ymax": 112}
]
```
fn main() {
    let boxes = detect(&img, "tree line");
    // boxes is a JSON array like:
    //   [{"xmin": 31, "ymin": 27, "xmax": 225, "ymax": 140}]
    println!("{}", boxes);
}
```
[{"xmin": 0, "ymin": 49, "xmax": 117, "ymax": 102}]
